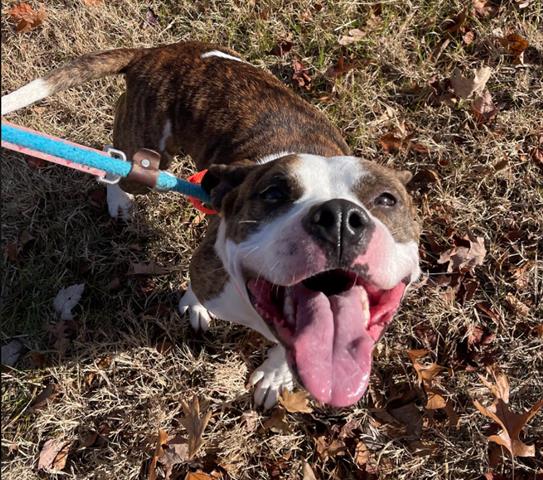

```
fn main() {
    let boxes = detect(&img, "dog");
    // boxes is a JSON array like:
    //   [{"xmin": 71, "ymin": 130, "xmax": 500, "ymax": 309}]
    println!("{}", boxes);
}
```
[{"xmin": 1, "ymin": 41, "xmax": 421, "ymax": 409}]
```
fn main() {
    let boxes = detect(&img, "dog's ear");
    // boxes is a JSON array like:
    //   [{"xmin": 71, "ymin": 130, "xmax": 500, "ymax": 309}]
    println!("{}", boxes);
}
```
[
  {"xmin": 396, "ymin": 170, "xmax": 413, "ymax": 185},
  {"xmin": 202, "ymin": 160, "xmax": 256, "ymax": 212}
]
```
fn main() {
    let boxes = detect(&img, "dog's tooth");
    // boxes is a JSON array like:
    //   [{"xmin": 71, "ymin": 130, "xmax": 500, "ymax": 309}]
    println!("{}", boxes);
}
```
[{"xmin": 283, "ymin": 293, "xmax": 295, "ymax": 325}]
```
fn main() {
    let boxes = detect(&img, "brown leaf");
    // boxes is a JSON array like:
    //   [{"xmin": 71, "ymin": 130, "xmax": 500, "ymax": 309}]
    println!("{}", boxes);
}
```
[
  {"xmin": 159, "ymin": 435, "xmax": 190, "ymax": 480},
  {"xmin": 38, "ymin": 439, "xmax": 71, "ymax": 472},
  {"xmin": 8, "ymin": 2, "xmax": 46, "ymax": 33},
  {"xmin": 315, "ymin": 436, "xmax": 346, "ymax": 459},
  {"xmin": 472, "ymin": 90, "xmax": 498, "ymax": 124},
  {"xmin": 354, "ymin": 441, "xmax": 370, "ymax": 466},
  {"xmin": 149, "ymin": 429, "xmax": 168, "ymax": 480},
  {"xmin": 291, "ymin": 59, "xmax": 312, "ymax": 89},
  {"xmin": 500, "ymin": 33, "xmax": 529, "ymax": 64},
  {"xmin": 268, "ymin": 38, "xmax": 293, "ymax": 56},
  {"xmin": 473, "ymin": 370, "xmax": 543, "ymax": 457},
  {"xmin": 505, "ymin": 293, "xmax": 531, "ymax": 317},
  {"xmin": 325, "ymin": 54, "xmax": 355, "ymax": 80},
  {"xmin": 387, "ymin": 401, "xmax": 423, "ymax": 437},
  {"xmin": 185, "ymin": 472, "xmax": 213, "ymax": 480},
  {"xmin": 463, "ymin": 30, "xmax": 476, "ymax": 45},
  {"xmin": 442, "ymin": 8, "xmax": 467, "ymax": 34},
  {"xmin": 30, "ymin": 383, "xmax": 58, "ymax": 410},
  {"xmin": 379, "ymin": 133, "xmax": 428, "ymax": 155},
  {"xmin": 437, "ymin": 235, "xmax": 486, "ymax": 273},
  {"xmin": 279, "ymin": 389, "xmax": 313, "ymax": 413},
  {"xmin": 450, "ymin": 66, "xmax": 492, "ymax": 99},
  {"xmin": 128, "ymin": 261, "xmax": 171, "ymax": 276},
  {"xmin": 302, "ymin": 462, "xmax": 318, "ymax": 480},
  {"xmin": 472, "ymin": 0, "xmax": 499, "ymax": 18},
  {"xmin": 263, "ymin": 408, "xmax": 291, "ymax": 433},
  {"xmin": 407, "ymin": 349, "xmax": 446, "ymax": 388},
  {"xmin": 180, "ymin": 396, "xmax": 212, "ymax": 458},
  {"xmin": 338, "ymin": 28, "xmax": 364, "ymax": 46}
]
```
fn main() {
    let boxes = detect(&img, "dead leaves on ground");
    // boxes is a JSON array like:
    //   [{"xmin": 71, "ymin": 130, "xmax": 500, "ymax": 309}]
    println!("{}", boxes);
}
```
[
  {"xmin": 279, "ymin": 389, "xmax": 313, "ymax": 413},
  {"xmin": 7, "ymin": 2, "xmax": 46, "ymax": 33},
  {"xmin": 38, "ymin": 438, "xmax": 71, "ymax": 473},
  {"xmin": 148, "ymin": 397, "xmax": 212, "ymax": 480},
  {"xmin": 473, "ymin": 369, "xmax": 543, "ymax": 457}
]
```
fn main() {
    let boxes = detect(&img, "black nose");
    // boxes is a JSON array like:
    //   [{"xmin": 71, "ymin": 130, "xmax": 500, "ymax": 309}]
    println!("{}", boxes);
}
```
[{"xmin": 303, "ymin": 199, "xmax": 373, "ymax": 263}]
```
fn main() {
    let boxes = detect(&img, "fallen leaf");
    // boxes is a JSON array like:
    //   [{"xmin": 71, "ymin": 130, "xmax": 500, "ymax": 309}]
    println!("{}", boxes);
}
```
[
  {"xmin": 279, "ymin": 389, "xmax": 313, "ymax": 413},
  {"xmin": 354, "ymin": 441, "xmax": 370, "ymax": 466},
  {"xmin": 8, "ymin": 2, "xmax": 46, "ymax": 33},
  {"xmin": 463, "ymin": 30, "xmax": 476, "ymax": 45},
  {"xmin": 407, "ymin": 349, "xmax": 446, "ymax": 387},
  {"xmin": 30, "ymin": 383, "xmax": 58, "ymax": 410},
  {"xmin": 504, "ymin": 293, "xmax": 531, "ymax": 317},
  {"xmin": 38, "ymin": 439, "xmax": 71, "ymax": 472},
  {"xmin": 185, "ymin": 472, "xmax": 213, "ymax": 480},
  {"xmin": 379, "ymin": 133, "xmax": 428, "ymax": 155},
  {"xmin": 53, "ymin": 283, "xmax": 85, "ymax": 320},
  {"xmin": 1, "ymin": 339, "xmax": 25, "ymax": 366},
  {"xmin": 325, "ymin": 54, "xmax": 355, "ymax": 80},
  {"xmin": 268, "ymin": 38, "xmax": 293, "ymax": 56},
  {"xmin": 408, "ymin": 168, "xmax": 440, "ymax": 192},
  {"xmin": 437, "ymin": 235, "xmax": 486, "ymax": 273},
  {"xmin": 159, "ymin": 435, "xmax": 190, "ymax": 480},
  {"xmin": 442, "ymin": 8, "xmax": 467, "ymax": 34},
  {"xmin": 180, "ymin": 396, "xmax": 212, "ymax": 458},
  {"xmin": 263, "ymin": 408, "xmax": 291, "ymax": 433},
  {"xmin": 292, "ymin": 59, "xmax": 312, "ymax": 89},
  {"xmin": 472, "ymin": 90, "xmax": 498, "ymax": 124},
  {"xmin": 315, "ymin": 436, "xmax": 347, "ymax": 460},
  {"xmin": 128, "ymin": 261, "xmax": 171, "ymax": 276},
  {"xmin": 450, "ymin": 66, "xmax": 492, "ymax": 99},
  {"xmin": 472, "ymin": 0, "xmax": 499, "ymax": 18},
  {"xmin": 339, "ymin": 28, "xmax": 364, "ymax": 46},
  {"xmin": 500, "ymin": 33, "xmax": 529, "ymax": 64},
  {"xmin": 143, "ymin": 7, "xmax": 159, "ymax": 28},
  {"xmin": 149, "ymin": 429, "xmax": 168, "ymax": 480},
  {"xmin": 473, "ymin": 369, "xmax": 543, "ymax": 457},
  {"xmin": 302, "ymin": 462, "xmax": 318, "ymax": 480}
]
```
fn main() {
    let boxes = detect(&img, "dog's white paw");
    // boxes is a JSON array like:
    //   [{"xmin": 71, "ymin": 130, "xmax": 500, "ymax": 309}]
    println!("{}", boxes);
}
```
[
  {"xmin": 106, "ymin": 183, "xmax": 134, "ymax": 220},
  {"xmin": 178, "ymin": 285, "xmax": 213, "ymax": 332},
  {"xmin": 249, "ymin": 344, "xmax": 294, "ymax": 410}
]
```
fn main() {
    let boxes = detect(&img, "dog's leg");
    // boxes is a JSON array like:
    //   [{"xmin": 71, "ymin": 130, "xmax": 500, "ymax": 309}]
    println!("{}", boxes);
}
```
[
  {"xmin": 106, "ymin": 183, "xmax": 134, "ymax": 220},
  {"xmin": 178, "ymin": 284, "xmax": 214, "ymax": 331},
  {"xmin": 249, "ymin": 344, "xmax": 294, "ymax": 410}
]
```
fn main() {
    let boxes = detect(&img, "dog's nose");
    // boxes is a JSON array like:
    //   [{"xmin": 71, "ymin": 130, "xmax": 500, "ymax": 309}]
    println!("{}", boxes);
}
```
[{"xmin": 304, "ymin": 199, "xmax": 372, "ymax": 262}]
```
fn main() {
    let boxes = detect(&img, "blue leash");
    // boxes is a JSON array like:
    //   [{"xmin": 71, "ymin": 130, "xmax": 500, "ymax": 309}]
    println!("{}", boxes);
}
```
[{"xmin": 1, "ymin": 121, "xmax": 211, "ymax": 204}]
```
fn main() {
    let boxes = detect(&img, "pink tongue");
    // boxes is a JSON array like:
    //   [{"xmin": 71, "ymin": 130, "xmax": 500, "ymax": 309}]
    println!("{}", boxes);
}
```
[{"xmin": 291, "ymin": 284, "xmax": 374, "ymax": 407}]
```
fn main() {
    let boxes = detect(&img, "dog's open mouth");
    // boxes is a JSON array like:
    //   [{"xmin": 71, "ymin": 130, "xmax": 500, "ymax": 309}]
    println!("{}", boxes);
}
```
[{"xmin": 247, "ymin": 269, "xmax": 406, "ymax": 407}]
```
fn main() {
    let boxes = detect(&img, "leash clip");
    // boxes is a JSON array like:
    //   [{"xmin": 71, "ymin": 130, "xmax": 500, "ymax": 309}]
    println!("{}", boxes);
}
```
[{"xmin": 97, "ymin": 145, "xmax": 126, "ymax": 185}]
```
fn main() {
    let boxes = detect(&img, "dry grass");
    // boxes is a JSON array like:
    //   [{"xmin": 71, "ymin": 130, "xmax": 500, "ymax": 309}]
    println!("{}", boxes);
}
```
[{"xmin": 1, "ymin": 1, "xmax": 542, "ymax": 479}]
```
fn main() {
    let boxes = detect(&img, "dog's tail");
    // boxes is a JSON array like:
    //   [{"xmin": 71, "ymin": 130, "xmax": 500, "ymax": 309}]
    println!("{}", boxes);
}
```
[{"xmin": 1, "ymin": 47, "xmax": 143, "ymax": 116}]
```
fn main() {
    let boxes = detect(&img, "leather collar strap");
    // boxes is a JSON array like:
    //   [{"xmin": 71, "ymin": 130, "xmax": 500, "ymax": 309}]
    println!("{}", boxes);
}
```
[{"xmin": 126, "ymin": 148, "xmax": 161, "ymax": 188}]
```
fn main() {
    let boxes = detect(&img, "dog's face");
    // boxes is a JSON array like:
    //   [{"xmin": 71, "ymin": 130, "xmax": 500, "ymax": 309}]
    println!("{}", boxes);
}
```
[{"xmin": 203, "ymin": 154, "xmax": 420, "ymax": 407}]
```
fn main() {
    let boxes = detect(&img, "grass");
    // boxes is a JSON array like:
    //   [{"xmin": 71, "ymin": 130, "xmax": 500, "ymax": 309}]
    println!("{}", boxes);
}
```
[{"xmin": 1, "ymin": 0, "xmax": 542, "ymax": 479}]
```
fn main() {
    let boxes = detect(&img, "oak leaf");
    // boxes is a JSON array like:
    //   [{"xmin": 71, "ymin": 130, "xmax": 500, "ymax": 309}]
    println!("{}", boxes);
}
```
[
  {"xmin": 339, "ymin": 28, "xmax": 364, "ymax": 46},
  {"xmin": 185, "ymin": 472, "xmax": 213, "ymax": 480},
  {"xmin": 263, "ymin": 408, "xmax": 291, "ymax": 433},
  {"xmin": 149, "ymin": 429, "xmax": 168, "ymax": 480},
  {"xmin": 472, "ymin": 90, "xmax": 498, "ymax": 124},
  {"xmin": 8, "ymin": 2, "xmax": 46, "ymax": 33},
  {"xmin": 437, "ymin": 235, "xmax": 486, "ymax": 273},
  {"xmin": 38, "ymin": 439, "xmax": 71, "ymax": 472},
  {"xmin": 279, "ymin": 389, "xmax": 313, "ymax": 413},
  {"xmin": 180, "ymin": 396, "xmax": 212, "ymax": 458},
  {"xmin": 292, "ymin": 59, "xmax": 312, "ymax": 89},
  {"xmin": 500, "ymin": 33, "xmax": 529, "ymax": 64},
  {"xmin": 473, "ymin": 370, "xmax": 543, "ymax": 457},
  {"xmin": 450, "ymin": 66, "xmax": 492, "ymax": 99}
]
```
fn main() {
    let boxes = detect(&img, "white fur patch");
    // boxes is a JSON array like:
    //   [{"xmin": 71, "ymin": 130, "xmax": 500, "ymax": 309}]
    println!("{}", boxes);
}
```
[
  {"xmin": 106, "ymin": 183, "xmax": 134, "ymax": 220},
  {"xmin": 201, "ymin": 50, "xmax": 245, "ymax": 63},
  {"xmin": 257, "ymin": 151, "xmax": 294, "ymax": 165},
  {"xmin": 1, "ymin": 78, "xmax": 51, "ymax": 115},
  {"xmin": 294, "ymin": 154, "xmax": 367, "ymax": 206},
  {"xmin": 158, "ymin": 119, "xmax": 172, "ymax": 152},
  {"xmin": 179, "ymin": 284, "xmax": 214, "ymax": 331}
]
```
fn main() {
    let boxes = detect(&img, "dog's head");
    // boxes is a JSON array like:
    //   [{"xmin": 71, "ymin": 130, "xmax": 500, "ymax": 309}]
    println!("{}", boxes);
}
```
[{"xmin": 203, "ymin": 154, "xmax": 420, "ymax": 407}]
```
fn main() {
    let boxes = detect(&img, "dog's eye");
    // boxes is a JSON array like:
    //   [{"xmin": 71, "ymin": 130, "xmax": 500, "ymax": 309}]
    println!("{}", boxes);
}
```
[
  {"xmin": 374, "ymin": 192, "xmax": 397, "ymax": 207},
  {"xmin": 259, "ymin": 185, "xmax": 286, "ymax": 203}
]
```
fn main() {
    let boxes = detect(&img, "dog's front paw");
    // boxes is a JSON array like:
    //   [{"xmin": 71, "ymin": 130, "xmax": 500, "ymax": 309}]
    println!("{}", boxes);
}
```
[
  {"xmin": 106, "ymin": 183, "xmax": 134, "ymax": 220},
  {"xmin": 178, "ymin": 285, "xmax": 213, "ymax": 331},
  {"xmin": 249, "ymin": 344, "xmax": 294, "ymax": 410}
]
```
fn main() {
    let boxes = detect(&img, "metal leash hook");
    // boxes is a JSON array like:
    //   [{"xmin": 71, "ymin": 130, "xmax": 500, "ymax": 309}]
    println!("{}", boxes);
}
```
[{"xmin": 96, "ymin": 145, "xmax": 125, "ymax": 185}]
